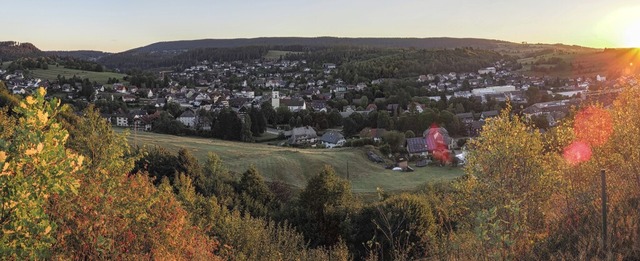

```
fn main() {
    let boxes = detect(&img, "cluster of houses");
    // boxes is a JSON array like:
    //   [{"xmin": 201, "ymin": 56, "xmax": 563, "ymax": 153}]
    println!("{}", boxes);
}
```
[
  {"xmin": 284, "ymin": 127, "xmax": 346, "ymax": 148},
  {"xmin": 1, "ymin": 55, "xmax": 630, "ymax": 153}
]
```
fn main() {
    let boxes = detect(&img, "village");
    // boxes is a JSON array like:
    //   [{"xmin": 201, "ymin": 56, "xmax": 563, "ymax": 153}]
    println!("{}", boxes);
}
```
[{"xmin": 0, "ymin": 55, "xmax": 628, "ymax": 170}]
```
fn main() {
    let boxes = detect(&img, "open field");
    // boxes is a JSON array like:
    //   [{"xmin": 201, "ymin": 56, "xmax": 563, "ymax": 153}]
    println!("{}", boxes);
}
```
[
  {"xmin": 264, "ymin": 50, "xmax": 302, "ymax": 60},
  {"xmin": 118, "ymin": 129, "xmax": 464, "ymax": 193},
  {"xmin": 28, "ymin": 66, "xmax": 127, "ymax": 84}
]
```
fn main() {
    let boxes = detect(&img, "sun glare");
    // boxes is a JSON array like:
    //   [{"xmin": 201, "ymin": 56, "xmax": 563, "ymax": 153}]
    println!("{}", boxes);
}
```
[{"xmin": 623, "ymin": 20, "xmax": 640, "ymax": 47}]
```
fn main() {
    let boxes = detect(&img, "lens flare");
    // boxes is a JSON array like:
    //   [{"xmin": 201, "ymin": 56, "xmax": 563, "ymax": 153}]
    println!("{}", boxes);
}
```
[
  {"xmin": 563, "ymin": 141, "xmax": 592, "ymax": 166},
  {"xmin": 573, "ymin": 106, "xmax": 613, "ymax": 147}
]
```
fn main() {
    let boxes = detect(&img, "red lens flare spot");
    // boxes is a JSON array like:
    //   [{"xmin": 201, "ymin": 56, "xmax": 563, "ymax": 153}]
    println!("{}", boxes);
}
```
[
  {"xmin": 563, "ymin": 141, "xmax": 592, "ymax": 166},
  {"xmin": 573, "ymin": 106, "xmax": 613, "ymax": 147}
]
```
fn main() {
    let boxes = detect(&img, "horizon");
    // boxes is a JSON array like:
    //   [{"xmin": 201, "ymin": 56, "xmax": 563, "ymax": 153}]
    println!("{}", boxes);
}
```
[
  {"xmin": 3, "ymin": 36, "xmax": 610, "ymax": 53},
  {"xmin": 4, "ymin": 0, "xmax": 640, "ymax": 52}
]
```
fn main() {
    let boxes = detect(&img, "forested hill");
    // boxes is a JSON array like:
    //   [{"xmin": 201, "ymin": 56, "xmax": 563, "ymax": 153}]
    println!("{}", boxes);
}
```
[
  {"xmin": 0, "ymin": 41, "xmax": 43, "ymax": 60},
  {"xmin": 125, "ymin": 37, "xmax": 513, "ymax": 53},
  {"xmin": 45, "ymin": 50, "xmax": 112, "ymax": 61}
]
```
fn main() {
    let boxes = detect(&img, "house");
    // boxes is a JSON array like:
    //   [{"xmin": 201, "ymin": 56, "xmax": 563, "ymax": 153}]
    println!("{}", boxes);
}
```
[
  {"xmin": 280, "ymin": 98, "xmax": 307, "ymax": 112},
  {"xmin": 467, "ymin": 121, "xmax": 485, "ymax": 137},
  {"xmin": 115, "ymin": 114, "xmax": 129, "ymax": 127},
  {"xmin": 456, "ymin": 112, "xmax": 475, "ymax": 123},
  {"xmin": 387, "ymin": 104, "xmax": 401, "ymax": 115},
  {"xmin": 480, "ymin": 110, "xmax": 499, "ymax": 120},
  {"xmin": 288, "ymin": 126, "xmax": 318, "ymax": 145},
  {"xmin": 417, "ymin": 75, "xmax": 429, "ymax": 82},
  {"xmin": 365, "ymin": 104, "xmax": 378, "ymax": 112},
  {"xmin": 360, "ymin": 128, "xmax": 386, "ymax": 142},
  {"xmin": 114, "ymin": 84, "xmax": 127, "ymax": 94},
  {"xmin": 132, "ymin": 117, "xmax": 153, "ymax": 131},
  {"xmin": 424, "ymin": 127, "xmax": 451, "ymax": 152},
  {"xmin": 310, "ymin": 100, "xmax": 328, "ymax": 112},
  {"xmin": 122, "ymin": 94, "xmax": 137, "ymax": 103},
  {"xmin": 178, "ymin": 110, "xmax": 196, "ymax": 128},
  {"xmin": 320, "ymin": 131, "xmax": 346, "ymax": 148},
  {"xmin": 155, "ymin": 98, "xmax": 167, "ymax": 108},
  {"xmin": 406, "ymin": 137, "xmax": 428, "ymax": 156},
  {"xmin": 323, "ymin": 63, "xmax": 336, "ymax": 69}
]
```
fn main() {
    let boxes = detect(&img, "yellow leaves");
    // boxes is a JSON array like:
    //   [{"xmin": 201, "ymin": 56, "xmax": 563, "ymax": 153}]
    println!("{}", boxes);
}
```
[
  {"xmin": 25, "ymin": 147, "xmax": 38, "ymax": 156},
  {"xmin": 43, "ymin": 226, "xmax": 51, "ymax": 235},
  {"xmin": 36, "ymin": 110, "xmax": 48, "ymax": 124},
  {"xmin": 25, "ymin": 96, "xmax": 36, "ymax": 105},
  {"xmin": 77, "ymin": 155, "xmax": 84, "ymax": 166},
  {"xmin": 0, "ymin": 150, "xmax": 6, "ymax": 163},
  {"xmin": 37, "ymin": 87, "xmax": 46, "ymax": 97}
]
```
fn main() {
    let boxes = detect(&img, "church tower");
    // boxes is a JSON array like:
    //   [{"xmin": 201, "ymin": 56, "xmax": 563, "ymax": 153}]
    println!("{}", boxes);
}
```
[{"xmin": 271, "ymin": 90, "xmax": 280, "ymax": 108}]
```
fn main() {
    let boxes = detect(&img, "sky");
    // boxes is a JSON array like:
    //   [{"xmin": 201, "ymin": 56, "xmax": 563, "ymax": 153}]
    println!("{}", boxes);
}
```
[{"xmin": 5, "ymin": 0, "xmax": 640, "ymax": 52}]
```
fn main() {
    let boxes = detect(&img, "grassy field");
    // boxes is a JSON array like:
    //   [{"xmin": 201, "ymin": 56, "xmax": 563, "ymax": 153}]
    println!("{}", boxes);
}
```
[
  {"xmin": 119, "ymin": 129, "xmax": 464, "ymax": 193},
  {"xmin": 263, "ymin": 50, "xmax": 302, "ymax": 60},
  {"xmin": 28, "ymin": 66, "xmax": 127, "ymax": 84}
]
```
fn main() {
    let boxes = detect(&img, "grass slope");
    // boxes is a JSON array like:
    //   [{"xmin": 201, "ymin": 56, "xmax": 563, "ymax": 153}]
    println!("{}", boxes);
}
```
[
  {"xmin": 121, "ymin": 129, "xmax": 464, "ymax": 193},
  {"xmin": 29, "ymin": 66, "xmax": 126, "ymax": 84}
]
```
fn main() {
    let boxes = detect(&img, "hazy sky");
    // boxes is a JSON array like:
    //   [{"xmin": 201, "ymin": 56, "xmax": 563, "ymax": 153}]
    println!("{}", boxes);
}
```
[{"xmin": 5, "ymin": 0, "xmax": 640, "ymax": 52}]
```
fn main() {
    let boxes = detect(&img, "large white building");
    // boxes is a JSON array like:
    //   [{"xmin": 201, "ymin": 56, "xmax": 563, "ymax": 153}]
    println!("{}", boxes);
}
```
[
  {"xmin": 178, "ymin": 110, "xmax": 196, "ymax": 128},
  {"xmin": 478, "ymin": 67, "xmax": 497, "ymax": 75},
  {"xmin": 471, "ymin": 85, "xmax": 516, "ymax": 96}
]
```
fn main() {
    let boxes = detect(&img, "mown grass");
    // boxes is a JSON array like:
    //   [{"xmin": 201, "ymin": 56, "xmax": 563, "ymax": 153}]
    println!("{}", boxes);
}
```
[
  {"xmin": 28, "ymin": 66, "xmax": 127, "ymax": 84},
  {"xmin": 119, "ymin": 129, "xmax": 464, "ymax": 193}
]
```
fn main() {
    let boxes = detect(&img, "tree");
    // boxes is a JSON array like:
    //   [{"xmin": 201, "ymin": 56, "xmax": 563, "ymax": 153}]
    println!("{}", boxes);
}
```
[
  {"xmin": 382, "ymin": 131, "xmax": 406, "ymax": 153},
  {"xmin": 152, "ymin": 111, "xmax": 185, "ymax": 135},
  {"xmin": 134, "ymin": 147, "xmax": 179, "ymax": 185},
  {"xmin": 405, "ymin": 130, "xmax": 415, "ymax": 138},
  {"xmin": 164, "ymin": 101, "xmax": 183, "ymax": 118},
  {"xmin": 0, "ymin": 81, "xmax": 20, "ymax": 109},
  {"xmin": 276, "ymin": 106, "xmax": 293, "ymax": 125},
  {"xmin": 202, "ymin": 152, "xmax": 237, "ymax": 205},
  {"xmin": 296, "ymin": 165, "xmax": 354, "ymax": 247},
  {"xmin": 61, "ymin": 105, "xmax": 136, "ymax": 175},
  {"xmin": 463, "ymin": 105, "xmax": 555, "ymax": 256},
  {"xmin": 530, "ymin": 114, "xmax": 550, "ymax": 129},
  {"xmin": 328, "ymin": 109, "xmax": 342, "ymax": 127},
  {"xmin": 241, "ymin": 114, "xmax": 254, "ymax": 142},
  {"xmin": 213, "ymin": 109, "xmax": 242, "ymax": 141},
  {"xmin": 261, "ymin": 101, "xmax": 276, "ymax": 126},
  {"xmin": 176, "ymin": 148, "xmax": 205, "ymax": 187},
  {"xmin": 376, "ymin": 110, "xmax": 391, "ymax": 129},
  {"xmin": 237, "ymin": 166, "xmax": 274, "ymax": 217},
  {"xmin": 249, "ymin": 106, "xmax": 266, "ymax": 136},
  {"xmin": 342, "ymin": 117, "xmax": 359, "ymax": 137},
  {"xmin": 352, "ymin": 194, "xmax": 437, "ymax": 260},
  {"xmin": 0, "ymin": 88, "xmax": 81, "ymax": 258}
]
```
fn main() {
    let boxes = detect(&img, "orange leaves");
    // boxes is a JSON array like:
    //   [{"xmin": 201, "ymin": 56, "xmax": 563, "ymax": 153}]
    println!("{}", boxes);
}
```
[
  {"xmin": 573, "ymin": 106, "xmax": 613, "ymax": 147},
  {"xmin": 563, "ymin": 141, "xmax": 592, "ymax": 166},
  {"xmin": 562, "ymin": 106, "xmax": 613, "ymax": 166}
]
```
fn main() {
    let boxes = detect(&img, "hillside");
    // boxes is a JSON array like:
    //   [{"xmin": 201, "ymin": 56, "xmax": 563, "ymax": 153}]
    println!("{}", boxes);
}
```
[
  {"xmin": 45, "ymin": 50, "xmax": 112, "ymax": 61},
  {"xmin": 518, "ymin": 47, "xmax": 640, "ymax": 77},
  {"xmin": 0, "ymin": 41, "xmax": 43, "ymax": 60},
  {"xmin": 96, "ymin": 37, "xmax": 602, "ymax": 71},
  {"xmin": 29, "ymin": 66, "xmax": 126, "ymax": 84},
  {"xmin": 119, "ymin": 129, "xmax": 464, "ymax": 193},
  {"xmin": 126, "ymin": 37, "xmax": 514, "ymax": 53}
]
